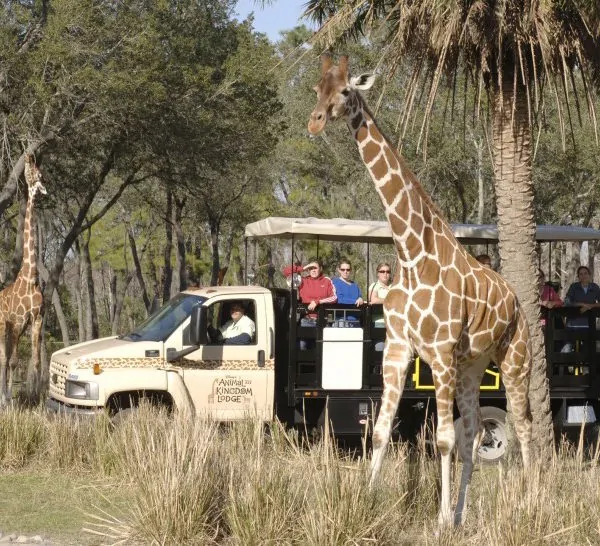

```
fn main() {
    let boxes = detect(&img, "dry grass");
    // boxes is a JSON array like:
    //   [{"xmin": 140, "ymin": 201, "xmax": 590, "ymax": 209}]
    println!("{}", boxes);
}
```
[{"xmin": 1, "ymin": 406, "xmax": 600, "ymax": 544}]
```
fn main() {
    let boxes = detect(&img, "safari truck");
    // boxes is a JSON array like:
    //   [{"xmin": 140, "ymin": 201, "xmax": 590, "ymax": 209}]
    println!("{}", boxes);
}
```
[{"xmin": 47, "ymin": 217, "xmax": 600, "ymax": 462}]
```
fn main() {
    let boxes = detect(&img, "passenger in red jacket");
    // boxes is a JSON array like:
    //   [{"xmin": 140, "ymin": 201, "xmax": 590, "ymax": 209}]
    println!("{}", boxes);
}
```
[
  {"xmin": 298, "ymin": 258, "xmax": 337, "ymax": 318},
  {"xmin": 298, "ymin": 258, "xmax": 336, "ymax": 350}
]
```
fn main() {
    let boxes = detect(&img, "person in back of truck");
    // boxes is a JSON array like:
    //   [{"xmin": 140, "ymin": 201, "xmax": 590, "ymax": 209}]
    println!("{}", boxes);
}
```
[
  {"xmin": 332, "ymin": 258, "xmax": 364, "ymax": 306},
  {"xmin": 332, "ymin": 258, "xmax": 363, "ymax": 326},
  {"xmin": 209, "ymin": 301, "xmax": 255, "ymax": 345},
  {"xmin": 369, "ymin": 262, "xmax": 393, "ymax": 335},
  {"xmin": 298, "ymin": 258, "xmax": 337, "ymax": 319},
  {"xmin": 475, "ymin": 254, "xmax": 492, "ymax": 268},
  {"xmin": 368, "ymin": 262, "xmax": 392, "ymax": 304},
  {"xmin": 282, "ymin": 263, "xmax": 303, "ymax": 289},
  {"xmin": 298, "ymin": 258, "xmax": 336, "ymax": 349},
  {"xmin": 562, "ymin": 266, "xmax": 600, "ymax": 353}
]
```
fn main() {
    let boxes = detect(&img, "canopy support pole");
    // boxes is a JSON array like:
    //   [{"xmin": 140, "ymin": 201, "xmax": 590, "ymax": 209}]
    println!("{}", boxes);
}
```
[
  {"xmin": 291, "ymin": 235, "xmax": 295, "ymax": 297},
  {"xmin": 244, "ymin": 238, "xmax": 248, "ymax": 285},
  {"xmin": 366, "ymin": 243, "xmax": 370, "ymax": 302}
]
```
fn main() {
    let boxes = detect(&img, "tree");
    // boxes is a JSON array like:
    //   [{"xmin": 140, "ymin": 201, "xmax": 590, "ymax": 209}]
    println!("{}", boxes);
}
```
[{"xmin": 305, "ymin": 0, "xmax": 600, "ymax": 457}]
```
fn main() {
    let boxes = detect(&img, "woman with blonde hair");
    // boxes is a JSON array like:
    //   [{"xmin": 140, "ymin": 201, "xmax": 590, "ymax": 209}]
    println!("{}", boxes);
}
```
[{"xmin": 368, "ymin": 262, "xmax": 392, "ymax": 304}]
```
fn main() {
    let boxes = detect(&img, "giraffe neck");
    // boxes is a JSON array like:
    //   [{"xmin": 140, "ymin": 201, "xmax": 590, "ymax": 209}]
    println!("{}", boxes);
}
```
[
  {"xmin": 19, "ymin": 190, "xmax": 38, "ymax": 285},
  {"xmin": 347, "ymin": 94, "xmax": 454, "ymax": 268}
]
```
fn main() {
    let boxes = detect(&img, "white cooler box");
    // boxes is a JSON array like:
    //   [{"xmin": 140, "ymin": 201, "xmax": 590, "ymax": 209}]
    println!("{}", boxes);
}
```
[{"xmin": 321, "ymin": 327, "xmax": 364, "ymax": 390}]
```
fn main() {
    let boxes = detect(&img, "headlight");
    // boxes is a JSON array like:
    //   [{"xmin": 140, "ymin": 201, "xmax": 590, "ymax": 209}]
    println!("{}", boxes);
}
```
[{"xmin": 64, "ymin": 380, "xmax": 99, "ymax": 400}]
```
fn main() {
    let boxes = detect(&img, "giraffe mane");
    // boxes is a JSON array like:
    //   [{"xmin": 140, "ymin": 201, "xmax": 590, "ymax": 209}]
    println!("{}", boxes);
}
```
[{"xmin": 355, "ymin": 92, "xmax": 451, "ymax": 228}]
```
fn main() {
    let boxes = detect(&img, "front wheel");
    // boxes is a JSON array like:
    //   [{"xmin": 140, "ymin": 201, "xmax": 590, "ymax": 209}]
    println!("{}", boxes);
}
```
[
  {"xmin": 110, "ymin": 406, "xmax": 138, "ymax": 426},
  {"xmin": 454, "ymin": 406, "xmax": 507, "ymax": 465}
]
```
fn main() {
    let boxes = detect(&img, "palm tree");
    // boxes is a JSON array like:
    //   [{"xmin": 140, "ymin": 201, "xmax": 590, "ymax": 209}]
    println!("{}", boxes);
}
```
[{"xmin": 304, "ymin": 0, "xmax": 600, "ymax": 457}]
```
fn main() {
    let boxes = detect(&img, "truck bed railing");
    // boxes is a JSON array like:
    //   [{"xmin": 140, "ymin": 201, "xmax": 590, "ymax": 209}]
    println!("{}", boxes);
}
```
[
  {"xmin": 284, "ymin": 292, "xmax": 600, "ymax": 407},
  {"xmin": 544, "ymin": 308, "xmax": 600, "ymax": 390}
]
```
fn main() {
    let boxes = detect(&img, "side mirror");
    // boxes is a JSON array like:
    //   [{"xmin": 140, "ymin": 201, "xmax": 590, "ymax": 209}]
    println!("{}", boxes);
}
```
[{"xmin": 190, "ymin": 305, "xmax": 208, "ymax": 346}]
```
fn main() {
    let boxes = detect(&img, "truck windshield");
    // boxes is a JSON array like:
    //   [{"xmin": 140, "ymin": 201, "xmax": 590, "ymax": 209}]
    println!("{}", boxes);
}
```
[{"xmin": 121, "ymin": 294, "xmax": 206, "ymax": 342}]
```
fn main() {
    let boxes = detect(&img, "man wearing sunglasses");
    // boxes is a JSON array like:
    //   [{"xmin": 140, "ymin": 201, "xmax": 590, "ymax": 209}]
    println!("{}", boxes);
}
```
[{"xmin": 332, "ymin": 259, "xmax": 364, "ymax": 306}]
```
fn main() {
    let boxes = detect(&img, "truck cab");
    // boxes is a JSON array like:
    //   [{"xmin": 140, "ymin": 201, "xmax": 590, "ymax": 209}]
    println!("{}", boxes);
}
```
[{"xmin": 47, "ymin": 286, "xmax": 276, "ymax": 420}]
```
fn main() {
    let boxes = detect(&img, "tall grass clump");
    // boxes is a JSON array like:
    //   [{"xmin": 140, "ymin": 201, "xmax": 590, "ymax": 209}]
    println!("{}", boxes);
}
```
[
  {"xmin": 43, "ymin": 412, "xmax": 116, "ymax": 473},
  {"xmin": 470, "ymin": 440, "xmax": 600, "ymax": 545},
  {"xmin": 222, "ymin": 421, "xmax": 307, "ymax": 544},
  {"xmin": 88, "ymin": 406, "xmax": 226, "ymax": 545},
  {"xmin": 0, "ymin": 407, "xmax": 45, "ymax": 468}
]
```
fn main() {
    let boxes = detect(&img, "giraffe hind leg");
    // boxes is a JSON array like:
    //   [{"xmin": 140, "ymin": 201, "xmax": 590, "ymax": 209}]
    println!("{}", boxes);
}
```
[
  {"xmin": 369, "ymin": 340, "xmax": 412, "ymax": 487},
  {"xmin": 453, "ymin": 356, "xmax": 490, "ymax": 525},
  {"xmin": 498, "ymin": 349, "xmax": 532, "ymax": 467},
  {"xmin": 431, "ymin": 356, "xmax": 457, "ymax": 528}
]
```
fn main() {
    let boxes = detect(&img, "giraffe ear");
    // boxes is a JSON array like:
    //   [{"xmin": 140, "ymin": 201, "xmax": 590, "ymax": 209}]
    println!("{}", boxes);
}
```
[{"xmin": 350, "ymin": 73, "xmax": 376, "ymax": 90}]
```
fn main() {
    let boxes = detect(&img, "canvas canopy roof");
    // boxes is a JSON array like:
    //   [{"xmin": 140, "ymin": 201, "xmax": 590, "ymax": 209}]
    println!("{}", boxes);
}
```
[{"xmin": 244, "ymin": 217, "xmax": 600, "ymax": 245}]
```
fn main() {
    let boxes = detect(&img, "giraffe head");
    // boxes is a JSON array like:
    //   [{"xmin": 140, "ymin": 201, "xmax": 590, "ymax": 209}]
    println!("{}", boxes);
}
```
[
  {"xmin": 308, "ymin": 55, "xmax": 376, "ymax": 135},
  {"xmin": 24, "ymin": 153, "xmax": 47, "ymax": 197}
]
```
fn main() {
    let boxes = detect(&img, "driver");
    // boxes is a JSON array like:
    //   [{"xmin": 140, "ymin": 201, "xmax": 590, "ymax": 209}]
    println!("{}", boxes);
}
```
[{"xmin": 209, "ymin": 301, "xmax": 255, "ymax": 345}]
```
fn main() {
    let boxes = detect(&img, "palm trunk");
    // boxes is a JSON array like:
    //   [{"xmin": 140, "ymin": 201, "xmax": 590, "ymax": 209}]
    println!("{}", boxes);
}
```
[{"xmin": 492, "ymin": 78, "xmax": 554, "ymax": 459}]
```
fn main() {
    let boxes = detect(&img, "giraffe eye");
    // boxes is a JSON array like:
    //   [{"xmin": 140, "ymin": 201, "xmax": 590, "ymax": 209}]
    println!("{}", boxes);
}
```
[{"xmin": 341, "ymin": 88, "xmax": 350, "ymax": 97}]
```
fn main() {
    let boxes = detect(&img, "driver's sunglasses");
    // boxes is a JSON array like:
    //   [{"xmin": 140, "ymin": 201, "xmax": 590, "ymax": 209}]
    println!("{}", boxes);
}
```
[{"xmin": 378, "ymin": 269, "xmax": 391, "ymax": 274}]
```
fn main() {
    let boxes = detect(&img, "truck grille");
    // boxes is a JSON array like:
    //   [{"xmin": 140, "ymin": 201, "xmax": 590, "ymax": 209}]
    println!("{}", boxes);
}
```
[{"xmin": 49, "ymin": 359, "xmax": 68, "ymax": 398}]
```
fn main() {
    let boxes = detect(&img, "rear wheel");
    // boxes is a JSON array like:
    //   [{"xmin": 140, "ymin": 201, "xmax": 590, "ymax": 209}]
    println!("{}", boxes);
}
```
[{"xmin": 454, "ymin": 406, "xmax": 507, "ymax": 465}]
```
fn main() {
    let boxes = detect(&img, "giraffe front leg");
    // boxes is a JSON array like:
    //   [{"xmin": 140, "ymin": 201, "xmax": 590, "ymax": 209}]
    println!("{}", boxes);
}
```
[
  {"xmin": 0, "ymin": 324, "xmax": 7, "ymax": 408},
  {"xmin": 432, "ymin": 358, "xmax": 457, "ymax": 528},
  {"xmin": 454, "ymin": 356, "xmax": 489, "ymax": 526},
  {"xmin": 27, "ymin": 315, "xmax": 43, "ymax": 400},
  {"xmin": 369, "ymin": 340, "xmax": 412, "ymax": 487},
  {"xmin": 6, "ymin": 328, "xmax": 20, "ymax": 405}
]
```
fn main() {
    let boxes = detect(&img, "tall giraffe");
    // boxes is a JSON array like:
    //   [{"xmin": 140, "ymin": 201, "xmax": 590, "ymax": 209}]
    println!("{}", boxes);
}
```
[
  {"xmin": 0, "ymin": 153, "xmax": 46, "ymax": 405},
  {"xmin": 308, "ymin": 55, "xmax": 531, "ymax": 526}
]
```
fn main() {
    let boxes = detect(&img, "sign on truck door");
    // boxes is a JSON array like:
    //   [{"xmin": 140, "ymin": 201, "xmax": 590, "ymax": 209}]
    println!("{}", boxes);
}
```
[{"xmin": 181, "ymin": 296, "xmax": 273, "ymax": 420}]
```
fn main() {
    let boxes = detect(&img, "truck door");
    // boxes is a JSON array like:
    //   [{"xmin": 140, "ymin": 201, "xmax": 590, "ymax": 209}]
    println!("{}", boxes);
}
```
[{"xmin": 180, "ymin": 296, "xmax": 272, "ymax": 421}]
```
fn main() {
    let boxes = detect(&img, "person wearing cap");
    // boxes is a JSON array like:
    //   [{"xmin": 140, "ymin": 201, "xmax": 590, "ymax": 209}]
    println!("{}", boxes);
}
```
[
  {"xmin": 298, "ymin": 258, "xmax": 337, "ymax": 318},
  {"xmin": 297, "ymin": 258, "xmax": 336, "ymax": 349},
  {"xmin": 209, "ymin": 301, "xmax": 255, "ymax": 345},
  {"xmin": 282, "ymin": 263, "xmax": 303, "ymax": 289}
]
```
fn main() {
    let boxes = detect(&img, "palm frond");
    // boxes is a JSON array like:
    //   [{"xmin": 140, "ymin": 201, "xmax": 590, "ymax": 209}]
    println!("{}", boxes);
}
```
[{"xmin": 305, "ymin": 0, "xmax": 600, "ymax": 150}]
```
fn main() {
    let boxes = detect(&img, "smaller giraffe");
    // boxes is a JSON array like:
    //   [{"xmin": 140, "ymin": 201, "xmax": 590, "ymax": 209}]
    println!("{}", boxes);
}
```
[{"xmin": 0, "ymin": 153, "xmax": 46, "ymax": 405}]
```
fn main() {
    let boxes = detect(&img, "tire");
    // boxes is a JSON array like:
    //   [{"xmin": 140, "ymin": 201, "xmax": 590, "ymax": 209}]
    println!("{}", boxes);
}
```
[
  {"xmin": 454, "ymin": 406, "xmax": 507, "ymax": 465},
  {"xmin": 110, "ymin": 406, "xmax": 138, "ymax": 426}
]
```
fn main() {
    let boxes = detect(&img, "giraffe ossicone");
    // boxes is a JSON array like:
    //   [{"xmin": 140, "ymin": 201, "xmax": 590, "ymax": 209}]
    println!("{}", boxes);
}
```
[
  {"xmin": 308, "ymin": 55, "xmax": 532, "ymax": 527},
  {"xmin": 0, "ymin": 153, "xmax": 46, "ymax": 406}
]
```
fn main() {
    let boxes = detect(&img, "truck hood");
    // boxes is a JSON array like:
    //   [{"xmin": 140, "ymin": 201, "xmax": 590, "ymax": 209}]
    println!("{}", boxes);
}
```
[{"xmin": 51, "ymin": 336, "xmax": 164, "ymax": 368}]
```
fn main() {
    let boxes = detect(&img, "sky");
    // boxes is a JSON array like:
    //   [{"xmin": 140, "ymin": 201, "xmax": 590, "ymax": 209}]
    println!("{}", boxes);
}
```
[{"xmin": 234, "ymin": 0, "xmax": 312, "ymax": 42}]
